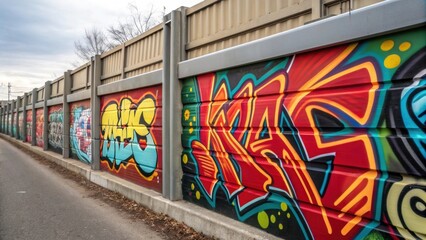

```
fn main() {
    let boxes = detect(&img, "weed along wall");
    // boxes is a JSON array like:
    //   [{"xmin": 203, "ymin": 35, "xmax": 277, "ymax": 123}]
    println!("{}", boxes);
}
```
[
  {"xmin": 100, "ymin": 86, "xmax": 163, "ymax": 192},
  {"xmin": 181, "ymin": 27, "xmax": 426, "ymax": 239},
  {"xmin": 48, "ymin": 105, "xmax": 63, "ymax": 153},
  {"xmin": 70, "ymin": 100, "xmax": 92, "ymax": 164}
]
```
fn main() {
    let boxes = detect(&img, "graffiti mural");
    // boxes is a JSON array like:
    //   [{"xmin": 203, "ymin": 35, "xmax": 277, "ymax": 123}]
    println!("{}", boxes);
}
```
[
  {"xmin": 100, "ymin": 86, "xmax": 162, "ymax": 192},
  {"xmin": 47, "ymin": 105, "xmax": 63, "ymax": 153},
  {"xmin": 26, "ymin": 110, "xmax": 32, "ymax": 142},
  {"xmin": 181, "ymin": 28, "xmax": 425, "ymax": 239},
  {"xmin": 70, "ymin": 100, "xmax": 91, "ymax": 164},
  {"xmin": 18, "ymin": 112, "xmax": 24, "ymax": 140},
  {"xmin": 35, "ymin": 108, "xmax": 43, "ymax": 148}
]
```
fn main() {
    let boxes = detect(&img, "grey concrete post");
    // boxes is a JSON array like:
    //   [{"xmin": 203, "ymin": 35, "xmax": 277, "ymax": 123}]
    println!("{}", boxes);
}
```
[
  {"xmin": 162, "ymin": 13, "xmax": 171, "ymax": 199},
  {"xmin": 22, "ymin": 93, "xmax": 28, "ymax": 142},
  {"xmin": 91, "ymin": 55, "xmax": 101, "ymax": 170},
  {"xmin": 63, "ymin": 71, "xmax": 72, "ymax": 158},
  {"xmin": 169, "ymin": 10, "xmax": 184, "ymax": 201},
  {"xmin": 31, "ymin": 89, "xmax": 37, "ymax": 146},
  {"xmin": 162, "ymin": 10, "xmax": 184, "ymax": 201},
  {"xmin": 43, "ymin": 82, "xmax": 51, "ymax": 151}
]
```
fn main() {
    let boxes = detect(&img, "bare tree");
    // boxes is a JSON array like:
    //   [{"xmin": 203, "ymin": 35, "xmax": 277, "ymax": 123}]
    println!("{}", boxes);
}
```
[
  {"xmin": 107, "ymin": 4, "xmax": 160, "ymax": 46},
  {"xmin": 73, "ymin": 4, "xmax": 161, "ymax": 62},
  {"xmin": 74, "ymin": 28, "xmax": 111, "ymax": 61}
]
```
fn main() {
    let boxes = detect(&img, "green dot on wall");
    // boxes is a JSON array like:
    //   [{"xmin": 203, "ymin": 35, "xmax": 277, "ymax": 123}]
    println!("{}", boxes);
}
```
[
  {"xmin": 270, "ymin": 214, "xmax": 276, "ymax": 224},
  {"xmin": 257, "ymin": 211, "xmax": 269, "ymax": 229}
]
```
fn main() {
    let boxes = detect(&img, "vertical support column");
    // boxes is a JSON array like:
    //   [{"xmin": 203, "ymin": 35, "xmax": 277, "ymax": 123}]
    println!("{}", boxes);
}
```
[
  {"xmin": 120, "ymin": 43, "xmax": 127, "ymax": 79},
  {"xmin": 15, "ymin": 97, "xmax": 20, "ymax": 139},
  {"xmin": 43, "ymin": 82, "xmax": 51, "ymax": 150},
  {"xmin": 22, "ymin": 93, "xmax": 28, "ymax": 142},
  {"xmin": 31, "ymin": 89, "xmax": 37, "ymax": 146},
  {"xmin": 63, "ymin": 71, "xmax": 72, "ymax": 158},
  {"xmin": 162, "ymin": 10, "xmax": 184, "ymax": 201},
  {"xmin": 162, "ymin": 13, "xmax": 171, "ymax": 199},
  {"xmin": 169, "ymin": 10, "xmax": 184, "ymax": 201},
  {"xmin": 312, "ymin": 0, "xmax": 323, "ymax": 19},
  {"xmin": 91, "ymin": 55, "xmax": 101, "ymax": 170}
]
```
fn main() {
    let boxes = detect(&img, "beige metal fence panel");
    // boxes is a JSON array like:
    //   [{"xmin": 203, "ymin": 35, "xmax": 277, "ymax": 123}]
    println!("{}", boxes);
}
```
[
  {"xmin": 58, "ymin": 77, "xmax": 64, "ymax": 95},
  {"xmin": 37, "ymin": 88, "xmax": 44, "ymax": 102},
  {"xmin": 71, "ymin": 64, "xmax": 89, "ymax": 92},
  {"xmin": 50, "ymin": 76, "xmax": 64, "ymax": 98},
  {"xmin": 185, "ymin": 0, "xmax": 383, "ymax": 59},
  {"xmin": 124, "ymin": 25, "xmax": 163, "ymax": 78},
  {"xmin": 186, "ymin": 0, "xmax": 313, "ymax": 58},
  {"xmin": 101, "ymin": 47, "xmax": 122, "ymax": 84},
  {"xmin": 100, "ymin": 24, "xmax": 164, "ymax": 85},
  {"xmin": 50, "ymin": 81, "xmax": 58, "ymax": 98}
]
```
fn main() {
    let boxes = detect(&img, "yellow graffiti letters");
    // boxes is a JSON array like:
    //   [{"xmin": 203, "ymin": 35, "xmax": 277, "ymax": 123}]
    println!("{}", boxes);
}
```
[{"xmin": 102, "ymin": 97, "xmax": 156, "ymax": 141}]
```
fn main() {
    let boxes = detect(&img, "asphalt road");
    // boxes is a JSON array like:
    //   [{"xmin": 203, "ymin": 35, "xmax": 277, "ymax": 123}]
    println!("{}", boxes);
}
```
[{"xmin": 0, "ymin": 138, "xmax": 163, "ymax": 240}]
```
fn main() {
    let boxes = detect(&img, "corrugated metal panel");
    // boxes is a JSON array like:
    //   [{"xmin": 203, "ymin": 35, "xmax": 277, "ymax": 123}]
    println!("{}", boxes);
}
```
[
  {"xmin": 125, "ymin": 25, "xmax": 163, "ymax": 76},
  {"xmin": 125, "ymin": 62, "xmax": 163, "ymax": 78},
  {"xmin": 50, "ymin": 81, "xmax": 58, "ymax": 97},
  {"xmin": 186, "ymin": 0, "xmax": 312, "ymax": 58},
  {"xmin": 50, "ymin": 77, "xmax": 64, "ymax": 98},
  {"xmin": 185, "ymin": 0, "xmax": 383, "ymax": 59},
  {"xmin": 58, "ymin": 78, "xmax": 64, "ymax": 95},
  {"xmin": 37, "ymin": 88, "xmax": 44, "ymax": 102},
  {"xmin": 101, "ymin": 48, "xmax": 122, "ymax": 83},
  {"xmin": 324, "ymin": 0, "xmax": 383, "ymax": 16},
  {"xmin": 101, "ymin": 75, "xmax": 122, "ymax": 85},
  {"xmin": 71, "ymin": 67, "xmax": 88, "ymax": 91}
]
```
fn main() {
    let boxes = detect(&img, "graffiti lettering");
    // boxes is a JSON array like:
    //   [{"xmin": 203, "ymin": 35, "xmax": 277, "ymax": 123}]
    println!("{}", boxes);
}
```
[
  {"xmin": 181, "ymin": 28, "xmax": 426, "ymax": 239},
  {"xmin": 26, "ymin": 110, "xmax": 32, "ymax": 142},
  {"xmin": 35, "ymin": 108, "xmax": 43, "ymax": 148},
  {"xmin": 101, "ymin": 94, "xmax": 157, "ymax": 177},
  {"xmin": 48, "ymin": 106, "xmax": 63, "ymax": 152},
  {"xmin": 70, "ymin": 102, "xmax": 91, "ymax": 163}
]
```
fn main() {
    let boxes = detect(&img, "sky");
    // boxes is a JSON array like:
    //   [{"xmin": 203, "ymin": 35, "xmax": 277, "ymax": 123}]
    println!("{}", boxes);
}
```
[{"xmin": 0, "ymin": 0, "xmax": 203, "ymax": 100}]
